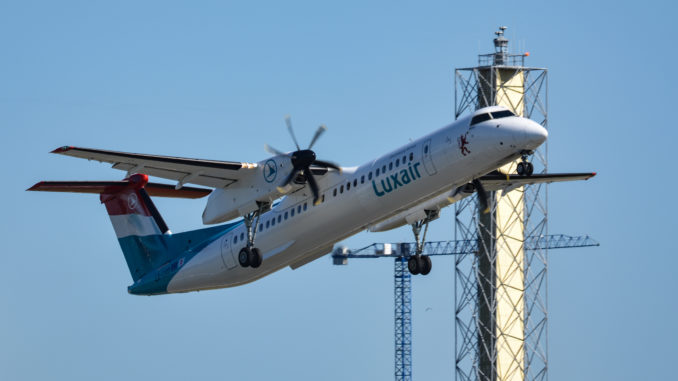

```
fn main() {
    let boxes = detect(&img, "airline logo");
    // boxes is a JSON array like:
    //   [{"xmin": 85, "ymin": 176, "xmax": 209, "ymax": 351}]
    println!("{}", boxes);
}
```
[
  {"xmin": 127, "ymin": 193, "xmax": 139, "ymax": 211},
  {"xmin": 264, "ymin": 159, "xmax": 277, "ymax": 183},
  {"xmin": 372, "ymin": 162, "xmax": 422, "ymax": 197}
]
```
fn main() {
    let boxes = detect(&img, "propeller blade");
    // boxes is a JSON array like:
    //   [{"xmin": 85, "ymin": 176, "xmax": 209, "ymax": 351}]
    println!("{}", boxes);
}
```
[
  {"xmin": 308, "ymin": 124, "xmax": 327, "ymax": 150},
  {"xmin": 472, "ymin": 179, "xmax": 490, "ymax": 214},
  {"xmin": 313, "ymin": 159, "xmax": 341, "ymax": 172},
  {"xmin": 264, "ymin": 144, "xmax": 286, "ymax": 156},
  {"xmin": 284, "ymin": 115, "xmax": 301, "ymax": 151},
  {"xmin": 304, "ymin": 171, "xmax": 321, "ymax": 205},
  {"xmin": 282, "ymin": 167, "xmax": 301, "ymax": 188}
]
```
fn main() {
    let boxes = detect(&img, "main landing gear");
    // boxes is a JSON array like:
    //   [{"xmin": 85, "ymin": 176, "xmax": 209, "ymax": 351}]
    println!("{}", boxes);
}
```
[
  {"xmin": 407, "ymin": 210, "xmax": 438, "ymax": 276},
  {"xmin": 238, "ymin": 201, "xmax": 269, "ymax": 269},
  {"xmin": 516, "ymin": 151, "xmax": 534, "ymax": 176}
]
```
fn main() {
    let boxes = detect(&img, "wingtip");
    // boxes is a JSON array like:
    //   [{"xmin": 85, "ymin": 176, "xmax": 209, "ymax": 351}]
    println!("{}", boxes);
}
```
[
  {"xmin": 26, "ymin": 182, "xmax": 44, "ymax": 191},
  {"xmin": 26, "ymin": 181, "xmax": 45, "ymax": 192},
  {"xmin": 51, "ymin": 146, "xmax": 74, "ymax": 154}
]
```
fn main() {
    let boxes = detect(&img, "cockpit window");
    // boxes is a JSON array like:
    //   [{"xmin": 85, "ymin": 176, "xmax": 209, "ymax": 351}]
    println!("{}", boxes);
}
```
[
  {"xmin": 490, "ymin": 110, "xmax": 515, "ymax": 119},
  {"xmin": 470, "ymin": 110, "xmax": 515, "ymax": 126},
  {"xmin": 470, "ymin": 113, "xmax": 492, "ymax": 125}
]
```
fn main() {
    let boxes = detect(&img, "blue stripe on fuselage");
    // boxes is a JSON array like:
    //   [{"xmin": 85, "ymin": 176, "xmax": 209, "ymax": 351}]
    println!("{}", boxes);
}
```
[{"xmin": 126, "ymin": 221, "xmax": 243, "ymax": 295}]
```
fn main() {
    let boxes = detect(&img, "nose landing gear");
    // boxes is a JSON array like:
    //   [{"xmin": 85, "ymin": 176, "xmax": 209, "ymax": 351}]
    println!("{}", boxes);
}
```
[{"xmin": 516, "ymin": 152, "xmax": 534, "ymax": 176}]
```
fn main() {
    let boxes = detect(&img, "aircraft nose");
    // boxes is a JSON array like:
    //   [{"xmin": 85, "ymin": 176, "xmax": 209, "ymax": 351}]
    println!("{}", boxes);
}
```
[{"xmin": 521, "ymin": 120, "xmax": 548, "ymax": 149}]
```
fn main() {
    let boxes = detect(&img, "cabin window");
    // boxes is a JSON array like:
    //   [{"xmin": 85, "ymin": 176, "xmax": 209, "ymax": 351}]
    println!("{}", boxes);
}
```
[
  {"xmin": 395, "ymin": 158, "xmax": 400, "ymax": 167},
  {"xmin": 291, "ymin": 208, "xmax": 295, "ymax": 217},
  {"xmin": 322, "ymin": 194, "xmax": 325, "ymax": 203},
  {"xmin": 368, "ymin": 172, "xmax": 373, "ymax": 180},
  {"xmin": 389, "ymin": 162, "xmax": 393, "ymax": 170},
  {"xmin": 333, "ymin": 188, "xmax": 337, "ymax": 197},
  {"xmin": 382, "ymin": 165, "xmax": 386, "ymax": 173},
  {"xmin": 353, "ymin": 179, "xmax": 357, "ymax": 187},
  {"xmin": 402, "ymin": 155, "xmax": 406, "ymax": 163},
  {"xmin": 266, "ymin": 220, "xmax": 270, "ymax": 228},
  {"xmin": 297, "ymin": 205, "xmax": 301, "ymax": 214},
  {"xmin": 376, "ymin": 168, "xmax": 380, "ymax": 176},
  {"xmin": 259, "ymin": 223, "xmax": 263, "ymax": 231},
  {"xmin": 361, "ymin": 175, "xmax": 365, "ymax": 184},
  {"xmin": 424, "ymin": 145, "xmax": 429, "ymax": 154},
  {"xmin": 240, "ymin": 233, "xmax": 244, "ymax": 241},
  {"xmin": 284, "ymin": 211, "xmax": 288, "ymax": 220},
  {"xmin": 233, "ymin": 236, "xmax": 237, "ymax": 244},
  {"xmin": 271, "ymin": 218, "xmax": 275, "ymax": 226},
  {"xmin": 409, "ymin": 152, "xmax": 414, "ymax": 161},
  {"xmin": 303, "ymin": 203, "xmax": 307, "ymax": 211},
  {"xmin": 340, "ymin": 185, "xmax": 344, "ymax": 193},
  {"xmin": 347, "ymin": 182, "xmax": 351, "ymax": 191}
]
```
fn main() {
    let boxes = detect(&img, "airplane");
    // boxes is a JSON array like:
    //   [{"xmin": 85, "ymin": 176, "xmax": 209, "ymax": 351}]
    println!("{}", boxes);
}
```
[{"xmin": 28, "ymin": 106, "xmax": 595, "ymax": 295}]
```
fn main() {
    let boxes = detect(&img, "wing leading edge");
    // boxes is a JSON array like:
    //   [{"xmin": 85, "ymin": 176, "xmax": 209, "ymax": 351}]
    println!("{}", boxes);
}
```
[
  {"xmin": 478, "ymin": 171, "xmax": 596, "ymax": 192},
  {"xmin": 51, "ymin": 146, "xmax": 258, "ymax": 188}
]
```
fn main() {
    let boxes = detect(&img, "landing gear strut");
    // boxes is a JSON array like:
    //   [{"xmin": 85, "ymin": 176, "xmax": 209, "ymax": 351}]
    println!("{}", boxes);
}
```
[
  {"xmin": 238, "ymin": 201, "xmax": 269, "ymax": 269},
  {"xmin": 407, "ymin": 210, "xmax": 437, "ymax": 276},
  {"xmin": 516, "ymin": 151, "xmax": 534, "ymax": 176}
]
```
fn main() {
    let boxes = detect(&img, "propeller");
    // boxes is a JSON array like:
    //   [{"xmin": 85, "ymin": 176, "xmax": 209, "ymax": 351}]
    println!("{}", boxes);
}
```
[
  {"xmin": 266, "ymin": 116, "xmax": 341, "ymax": 205},
  {"xmin": 472, "ymin": 179, "xmax": 491, "ymax": 214}
]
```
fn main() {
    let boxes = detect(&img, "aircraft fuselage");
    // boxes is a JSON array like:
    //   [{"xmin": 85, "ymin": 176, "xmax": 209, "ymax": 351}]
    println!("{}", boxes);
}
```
[{"xmin": 160, "ymin": 107, "xmax": 547, "ymax": 294}]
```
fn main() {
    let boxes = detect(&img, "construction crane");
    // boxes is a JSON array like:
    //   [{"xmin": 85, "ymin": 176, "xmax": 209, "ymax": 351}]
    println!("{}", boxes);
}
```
[{"xmin": 331, "ymin": 234, "xmax": 599, "ymax": 381}]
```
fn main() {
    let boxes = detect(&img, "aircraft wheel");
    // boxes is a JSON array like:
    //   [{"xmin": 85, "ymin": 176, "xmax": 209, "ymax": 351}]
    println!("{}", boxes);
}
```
[
  {"xmin": 408, "ymin": 255, "xmax": 421, "ymax": 275},
  {"xmin": 420, "ymin": 255, "xmax": 432, "ymax": 275},
  {"xmin": 238, "ymin": 247, "xmax": 251, "ymax": 267},
  {"xmin": 526, "ymin": 162, "xmax": 534, "ymax": 176},
  {"xmin": 517, "ymin": 162, "xmax": 526, "ymax": 176},
  {"xmin": 249, "ymin": 248, "xmax": 263, "ymax": 268}
]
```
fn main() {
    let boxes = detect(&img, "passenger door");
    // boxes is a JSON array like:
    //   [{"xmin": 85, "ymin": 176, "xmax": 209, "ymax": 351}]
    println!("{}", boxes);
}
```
[
  {"xmin": 220, "ymin": 233, "xmax": 237, "ymax": 269},
  {"xmin": 421, "ymin": 139, "xmax": 437, "ymax": 176}
]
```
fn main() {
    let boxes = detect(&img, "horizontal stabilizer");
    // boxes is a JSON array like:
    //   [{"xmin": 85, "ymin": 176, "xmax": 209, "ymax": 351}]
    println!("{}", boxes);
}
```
[{"xmin": 27, "ymin": 181, "xmax": 211, "ymax": 199}]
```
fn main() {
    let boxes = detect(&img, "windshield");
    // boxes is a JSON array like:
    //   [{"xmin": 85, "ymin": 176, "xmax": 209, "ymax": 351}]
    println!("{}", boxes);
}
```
[{"xmin": 470, "ymin": 109, "xmax": 516, "ymax": 126}]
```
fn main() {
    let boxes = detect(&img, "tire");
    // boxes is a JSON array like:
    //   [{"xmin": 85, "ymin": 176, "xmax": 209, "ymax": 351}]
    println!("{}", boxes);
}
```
[
  {"xmin": 420, "ymin": 255, "xmax": 432, "ymax": 275},
  {"xmin": 249, "ymin": 248, "xmax": 262, "ymax": 268},
  {"xmin": 516, "ymin": 162, "xmax": 525, "ymax": 176},
  {"xmin": 526, "ymin": 162, "xmax": 534, "ymax": 176},
  {"xmin": 238, "ymin": 247, "xmax": 251, "ymax": 267},
  {"xmin": 407, "ymin": 256, "xmax": 420, "ymax": 275}
]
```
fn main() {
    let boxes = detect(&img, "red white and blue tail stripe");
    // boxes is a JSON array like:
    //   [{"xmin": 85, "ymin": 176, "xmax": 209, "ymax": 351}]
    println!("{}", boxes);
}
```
[{"xmin": 28, "ymin": 174, "xmax": 213, "ymax": 285}]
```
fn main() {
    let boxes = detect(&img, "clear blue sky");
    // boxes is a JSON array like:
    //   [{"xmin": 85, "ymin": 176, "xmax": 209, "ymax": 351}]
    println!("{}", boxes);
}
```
[{"xmin": 1, "ymin": 1, "xmax": 675, "ymax": 380}]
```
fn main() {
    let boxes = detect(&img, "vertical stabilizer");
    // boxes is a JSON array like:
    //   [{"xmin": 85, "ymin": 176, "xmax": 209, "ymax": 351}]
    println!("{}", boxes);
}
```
[{"xmin": 99, "ymin": 174, "xmax": 170, "ymax": 281}]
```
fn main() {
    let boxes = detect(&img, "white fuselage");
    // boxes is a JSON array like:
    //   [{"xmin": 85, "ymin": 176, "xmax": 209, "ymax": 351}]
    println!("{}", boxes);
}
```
[{"xmin": 167, "ymin": 108, "xmax": 547, "ymax": 292}]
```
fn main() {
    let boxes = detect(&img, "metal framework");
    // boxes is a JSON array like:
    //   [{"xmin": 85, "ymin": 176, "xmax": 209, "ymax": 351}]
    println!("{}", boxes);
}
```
[
  {"xmin": 394, "ymin": 256, "xmax": 412, "ymax": 381},
  {"xmin": 332, "ymin": 235, "xmax": 598, "ymax": 381},
  {"xmin": 454, "ymin": 27, "xmax": 549, "ymax": 381}
]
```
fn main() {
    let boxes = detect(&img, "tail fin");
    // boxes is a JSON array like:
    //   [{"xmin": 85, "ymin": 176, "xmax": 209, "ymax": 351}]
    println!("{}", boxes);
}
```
[{"xmin": 28, "ymin": 174, "xmax": 211, "ymax": 281}]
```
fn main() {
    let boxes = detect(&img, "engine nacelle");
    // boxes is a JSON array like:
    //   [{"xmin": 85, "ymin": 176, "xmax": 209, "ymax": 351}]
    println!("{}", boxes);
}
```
[
  {"xmin": 202, "ymin": 155, "xmax": 292, "ymax": 224},
  {"xmin": 367, "ymin": 184, "xmax": 473, "ymax": 232}
]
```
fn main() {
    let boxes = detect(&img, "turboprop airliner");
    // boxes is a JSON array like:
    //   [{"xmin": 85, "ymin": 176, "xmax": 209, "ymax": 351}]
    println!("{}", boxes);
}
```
[{"xmin": 28, "ymin": 106, "xmax": 595, "ymax": 295}]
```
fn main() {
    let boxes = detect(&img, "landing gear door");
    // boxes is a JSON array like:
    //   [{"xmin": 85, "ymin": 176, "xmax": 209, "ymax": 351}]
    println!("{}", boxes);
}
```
[
  {"xmin": 221, "ymin": 233, "xmax": 237, "ymax": 269},
  {"xmin": 422, "ymin": 139, "xmax": 437, "ymax": 176}
]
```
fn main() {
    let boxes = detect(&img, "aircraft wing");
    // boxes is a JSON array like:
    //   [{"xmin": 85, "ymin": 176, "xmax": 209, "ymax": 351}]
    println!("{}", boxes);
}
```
[
  {"xmin": 51, "ymin": 146, "xmax": 259, "ymax": 188},
  {"xmin": 478, "ymin": 171, "xmax": 596, "ymax": 192}
]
